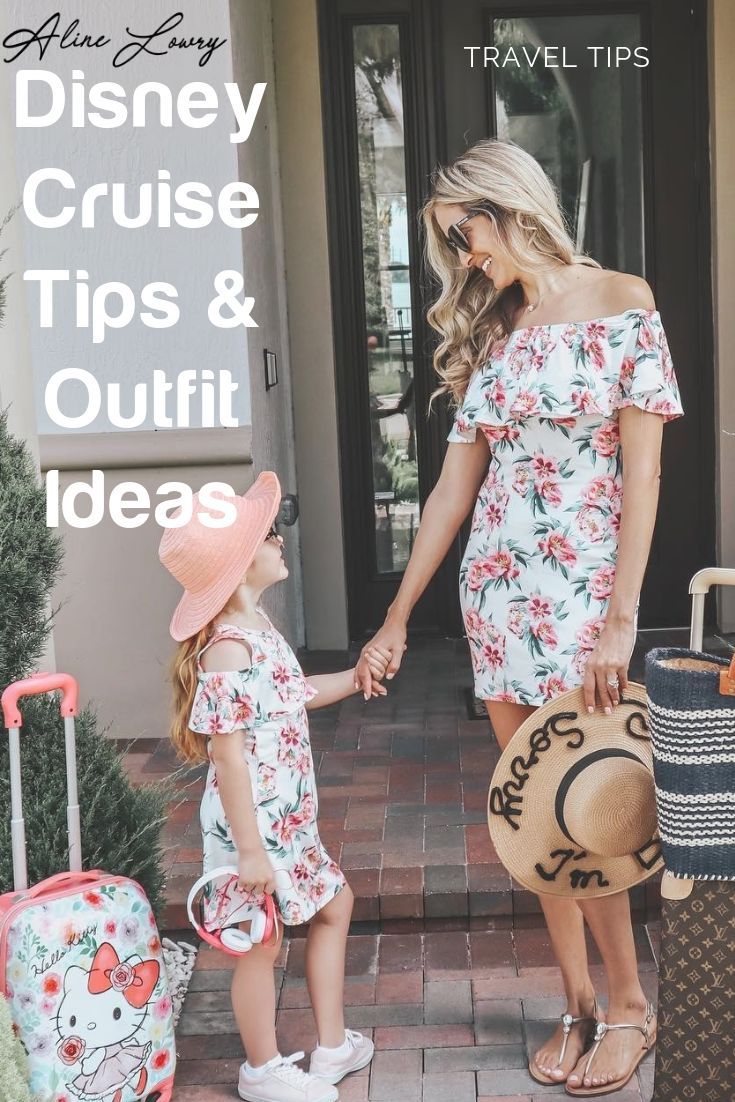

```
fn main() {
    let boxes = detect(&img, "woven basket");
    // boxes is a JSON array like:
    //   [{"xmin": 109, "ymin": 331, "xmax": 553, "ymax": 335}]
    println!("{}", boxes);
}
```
[{"xmin": 645, "ymin": 647, "xmax": 735, "ymax": 880}]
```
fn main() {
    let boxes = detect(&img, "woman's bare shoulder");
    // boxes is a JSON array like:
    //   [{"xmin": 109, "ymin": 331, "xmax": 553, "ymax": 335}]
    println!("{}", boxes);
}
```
[{"xmin": 595, "ymin": 270, "xmax": 656, "ymax": 314}]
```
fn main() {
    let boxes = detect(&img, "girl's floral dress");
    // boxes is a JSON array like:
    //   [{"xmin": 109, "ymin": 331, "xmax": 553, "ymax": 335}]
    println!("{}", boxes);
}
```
[
  {"xmin": 448, "ymin": 309, "xmax": 684, "ymax": 706},
  {"xmin": 189, "ymin": 615, "xmax": 346, "ymax": 927}
]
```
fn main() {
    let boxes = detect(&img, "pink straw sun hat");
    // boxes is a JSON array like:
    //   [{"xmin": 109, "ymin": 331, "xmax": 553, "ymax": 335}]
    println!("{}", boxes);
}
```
[{"xmin": 159, "ymin": 471, "xmax": 281, "ymax": 641}]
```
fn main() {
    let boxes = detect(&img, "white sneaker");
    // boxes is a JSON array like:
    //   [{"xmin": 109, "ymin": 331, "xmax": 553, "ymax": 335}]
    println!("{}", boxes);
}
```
[
  {"xmin": 238, "ymin": 1052, "xmax": 339, "ymax": 1102},
  {"xmin": 309, "ymin": 1030, "xmax": 375, "ymax": 1084}
]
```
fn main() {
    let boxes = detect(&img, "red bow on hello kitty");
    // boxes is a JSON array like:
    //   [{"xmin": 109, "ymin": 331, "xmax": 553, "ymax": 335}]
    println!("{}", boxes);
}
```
[{"xmin": 88, "ymin": 942, "xmax": 159, "ymax": 1008}]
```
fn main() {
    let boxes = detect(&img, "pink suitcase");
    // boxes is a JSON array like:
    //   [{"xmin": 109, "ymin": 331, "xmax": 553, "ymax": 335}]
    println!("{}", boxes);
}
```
[{"xmin": 0, "ymin": 672, "xmax": 176, "ymax": 1102}]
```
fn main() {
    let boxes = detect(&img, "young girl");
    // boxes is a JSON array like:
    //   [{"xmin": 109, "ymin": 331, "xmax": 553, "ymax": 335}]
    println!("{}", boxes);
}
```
[{"xmin": 159, "ymin": 472, "xmax": 385, "ymax": 1102}]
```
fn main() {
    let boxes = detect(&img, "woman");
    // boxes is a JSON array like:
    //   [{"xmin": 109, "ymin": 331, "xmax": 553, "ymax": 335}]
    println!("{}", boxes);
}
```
[{"xmin": 355, "ymin": 139, "xmax": 682, "ymax": 1097}]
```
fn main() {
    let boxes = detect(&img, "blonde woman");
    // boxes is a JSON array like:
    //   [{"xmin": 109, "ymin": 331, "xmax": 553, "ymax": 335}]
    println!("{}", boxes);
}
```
[{"xmin": 356, "ymin": 139, "xmax": 683, "ymax": 1097}]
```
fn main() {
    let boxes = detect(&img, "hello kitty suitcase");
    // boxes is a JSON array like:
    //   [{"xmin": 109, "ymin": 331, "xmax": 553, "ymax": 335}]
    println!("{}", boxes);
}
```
[{"xmin": 0, "ymin": 672, "xmax": 176, "ymax": 1102}]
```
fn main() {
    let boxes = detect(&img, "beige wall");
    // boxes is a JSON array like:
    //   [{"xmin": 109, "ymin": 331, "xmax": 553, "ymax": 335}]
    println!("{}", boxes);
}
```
[
  {"xmin": 0, "ymin": 90, "xmax": 36, "ymax": 456},
  {"xmin": 711, "ymin": 0, "xmax": 735, "ymax": 630},
  {"xmin": 41, "ymin": 429, "xmax": 253, "ymax": 739},
  {"xmin": 229, "ymin": 0, "xmax": 305, "ymax": 645},
  {"xmin": 6, "ymin": 0, "xmax": 250, "ymax": 437},
  {"xmin": 9, "ymin": 0, "xmax": 316, "ymax": 740},
  {"xmin": 0, "ymin": 69, "xmax": 37, "ymax": 461},
  {"xmin": 272, "ymin": 0, "xmax": 350, "ymax": 650},
  {"xmin": 4, "ymin": 0, "xmax": 262, "ymax": 739},
  {"xmin": 1, "ymin": 66, "xmax": 56, "ymax": 675}
]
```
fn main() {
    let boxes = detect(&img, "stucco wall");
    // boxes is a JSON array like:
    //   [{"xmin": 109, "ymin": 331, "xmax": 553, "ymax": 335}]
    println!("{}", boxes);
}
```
[
  {"xmin": 0, "ymin": 61, "xmax": 56, "ymax": 675},
  {"xmin": 228, "ymin": 0, "xmax": 304, "ymax": 644},
  {"xmin": 0, "ymin": 66, "xmax": 38, "ymax": 456},
  {"xmin": 4, "ymin": 0, "xmax": 250, "ymax": 434},
  {"xmin": 39, "ymin": 430, "xmax": 253, "ymax": 739},
  {"xmin": 272, "ymin": 0, "xmax": 349, "ymax": 650},
  {"xmin": 1, "ymin": 0, "xmax": 300, "ymax": 735},
  {"xmin": 711, "ymin": 0, "xmax": 735, "ymax": 629}
]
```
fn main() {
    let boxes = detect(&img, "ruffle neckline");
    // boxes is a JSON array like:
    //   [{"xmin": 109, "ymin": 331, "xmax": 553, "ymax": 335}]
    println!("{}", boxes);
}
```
[
  {"xmin": 504, "ymin": 307, "xmax": 654, "ymax": 337},
  {"xmin": 450, "ymin": 309, "xmax": 683, "ymax": 436}
]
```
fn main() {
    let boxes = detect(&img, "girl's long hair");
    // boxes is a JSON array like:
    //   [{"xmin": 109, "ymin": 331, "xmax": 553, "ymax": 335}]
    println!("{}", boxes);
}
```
[
  {"xmin": 422, "ymin": 139, "xmax": 599, "ymax": 407},
  {"xmin": 169, "ymin": 624, "xmax": 212, "ymax": 764}
]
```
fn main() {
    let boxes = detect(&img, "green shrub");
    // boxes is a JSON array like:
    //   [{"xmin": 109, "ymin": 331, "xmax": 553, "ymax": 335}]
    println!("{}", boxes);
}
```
[
  {"xmin": 0, "ymin": 696, "xmax": 170, "ymax": 914},
  {"xmin": 0, "ymin": 272, "xmax": 6, "ymax": 327},
  {"xmin": 0, "ymin": 207, "xmax": 14, "ymax": 328},
  {"xmin": 385, "ymin": 440, "xmax": 419, "ymax": 501},
  {"xmin": 0, "ymin": 360, "xmax": 171, "ymax": 918},
  {"xmin": 0, "ymin": 994, "xmax": 31, "ymax": 1102},
  {"xmin": 0, "ymin": 410, "xmax": 64, "ymax": 690}
]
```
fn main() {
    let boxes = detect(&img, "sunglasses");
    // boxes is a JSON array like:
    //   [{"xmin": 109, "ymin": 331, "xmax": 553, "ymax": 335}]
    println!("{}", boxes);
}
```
[
  {"xmin": 442, "ymin": 203, "xmax": 496, "ymax": 255},
  {"xmin": 264, "ymin": 523, "xmax": 280, "ymax": 543}
]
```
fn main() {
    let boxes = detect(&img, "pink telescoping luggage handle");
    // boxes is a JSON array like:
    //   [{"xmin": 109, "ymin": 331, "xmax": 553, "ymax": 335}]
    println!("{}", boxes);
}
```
[
  {"xmin": 1, "ymin": 672, "xmax": 82, "ymax": 892},
  {"xmin": 24, "ymin": 870, "xmax": 103, "ymax": 901},
  {"xmin": 1, "ymin": 672, "xmax": 78, "ymax": 727}
]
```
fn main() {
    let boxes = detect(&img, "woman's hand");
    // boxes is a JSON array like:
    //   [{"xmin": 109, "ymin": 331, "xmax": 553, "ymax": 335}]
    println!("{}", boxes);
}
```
[
  {"xmin": 582, "ymin": 616, "xmax": 636, "ymax": 714},
  {"xmin": 355, "ymin": 619, "xmax": 408, "ymax": 698},
  {"xmin": 362, "ymin": 646, "xmax": 391, "ymax": 694},
  {"xmin": 237, "ymin": 846, "xmax": 276, "ymax": 895}
]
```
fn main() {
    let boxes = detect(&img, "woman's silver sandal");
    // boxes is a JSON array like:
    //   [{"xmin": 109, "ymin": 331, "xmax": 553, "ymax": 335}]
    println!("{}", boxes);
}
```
[
  {"xmin": 529, "ymin": 998, "xmax": 599, "ymax": 1085},
  {"xmin": 565, "ymin": 1000, "xmax": 656, "ymax": 1097}
]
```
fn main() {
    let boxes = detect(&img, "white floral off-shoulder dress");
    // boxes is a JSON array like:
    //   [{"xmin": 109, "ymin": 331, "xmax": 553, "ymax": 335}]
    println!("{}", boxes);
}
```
[
  {"xmin": 449, "ymin": 309, "xmax": 684, "ymax": 706},
  {"xmin": 189, "ymin": 615, "xmax": 346, "ymax": 927}
]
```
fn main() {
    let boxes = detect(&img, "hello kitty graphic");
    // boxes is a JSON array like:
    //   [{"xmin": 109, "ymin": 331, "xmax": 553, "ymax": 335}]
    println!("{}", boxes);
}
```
[{"xmin": 54, "ymin": 942, "xmax": 159, "ymax": 1102}]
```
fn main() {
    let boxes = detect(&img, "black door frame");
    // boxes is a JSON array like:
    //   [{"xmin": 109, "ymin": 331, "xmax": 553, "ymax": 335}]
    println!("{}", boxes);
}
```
[
  {"xmin": 318, "ymin": 0, "xmax": 716, "ymax": 638},
  {"xmin": 318, "ymin": 0, "xmax": 461, "ymax": 639}
]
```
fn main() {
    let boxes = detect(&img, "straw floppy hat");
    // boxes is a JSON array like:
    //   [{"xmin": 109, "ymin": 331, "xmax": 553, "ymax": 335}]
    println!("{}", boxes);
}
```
[
  {"xmin": 487, "ymin": 683, "xmax": 663, "ymax": 899},
  {"xmin": 159, "ymin": 472, "xmax": 281, "ymax": 641}
]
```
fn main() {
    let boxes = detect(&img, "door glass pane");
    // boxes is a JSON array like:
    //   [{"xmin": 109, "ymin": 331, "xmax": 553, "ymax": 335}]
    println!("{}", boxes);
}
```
[
  {"xmin": 492, "ymin": 14, "xmax": 644, "ymax": 273},
  {"xmin": 352, "ymin": 24, "xmax": 418, "ymax": 574}
]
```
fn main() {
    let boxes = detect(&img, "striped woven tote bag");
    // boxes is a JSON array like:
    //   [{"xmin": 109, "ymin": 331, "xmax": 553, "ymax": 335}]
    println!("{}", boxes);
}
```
[{"xmin": 645, "ymin": 647, "xmax": 735, "ymax": 880}]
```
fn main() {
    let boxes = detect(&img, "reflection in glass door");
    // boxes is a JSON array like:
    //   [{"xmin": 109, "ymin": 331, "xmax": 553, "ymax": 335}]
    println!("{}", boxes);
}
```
[
  {"xmin": 492, "ymin": 14, "xmax": 645, "ymax": 273},
  {"xmin": 352, "ymin": 25, "xmax": 419, "ymax": 575}
]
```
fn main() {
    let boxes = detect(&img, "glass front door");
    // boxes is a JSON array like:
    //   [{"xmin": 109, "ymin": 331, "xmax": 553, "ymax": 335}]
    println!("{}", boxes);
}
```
[
  {"xmin": 320, "ymin": 0, "xmax": 714, "ymax": 638},
  {"xmin": 352, "ymin": 25, "xmax": 419, "ymax": 576}
]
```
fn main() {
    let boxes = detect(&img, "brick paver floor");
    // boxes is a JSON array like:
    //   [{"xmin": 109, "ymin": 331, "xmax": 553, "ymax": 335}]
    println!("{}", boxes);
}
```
[
  {"xmin": 173, "ymin": 924, "xmax": 659, "ymax": 1101},
  {"xmin": 123, "ymin": 629, "xmax": 734, "ymax": 1099}
]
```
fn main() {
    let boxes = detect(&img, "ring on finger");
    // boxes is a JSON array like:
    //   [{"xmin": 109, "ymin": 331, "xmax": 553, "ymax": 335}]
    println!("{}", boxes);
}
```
[{"xmin": 605, "ymin": 673, "xmax": 620, "ymax": 688}]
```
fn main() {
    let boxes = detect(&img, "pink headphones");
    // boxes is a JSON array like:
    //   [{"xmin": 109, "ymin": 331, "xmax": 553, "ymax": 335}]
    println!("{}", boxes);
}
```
[{"xmin": 186, "ymin": 866, "xmax": 280, "ymax": 957}]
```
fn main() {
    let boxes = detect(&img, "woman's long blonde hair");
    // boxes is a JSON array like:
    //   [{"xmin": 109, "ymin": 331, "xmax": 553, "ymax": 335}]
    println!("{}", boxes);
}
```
[
  {"xmin": 169, "ymin": 625, "xmax": 212, "ymax": 764},
  {"xmin": 422, "ymin": 139, "xmax": 598, "ymax": 406}
]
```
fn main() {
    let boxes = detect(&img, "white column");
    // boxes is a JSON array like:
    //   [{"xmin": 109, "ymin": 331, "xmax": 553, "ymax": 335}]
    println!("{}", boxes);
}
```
[
  {"xmin": 0, "ymin": 67, "xmax": 39, "ymax": 462},
  {"xmin": 0, "ymin": 66, "xmax": 56, "ymax": 671}
]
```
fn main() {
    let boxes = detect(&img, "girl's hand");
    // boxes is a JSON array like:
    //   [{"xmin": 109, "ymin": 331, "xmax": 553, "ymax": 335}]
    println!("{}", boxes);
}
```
[
  {"xmin": 582, "ymin": 617, "xmax": 636, "ymax": 715},
  {"xmin": 355, "ymin": 620, "xmax": 408, "ymax": 697},
  {"xmin": 354, "ymin": 652, "xmax": 389, "ymax": 699},
  {"xmin": 237, "ymin": 847, "xmax": 276, "ymax": 895}
]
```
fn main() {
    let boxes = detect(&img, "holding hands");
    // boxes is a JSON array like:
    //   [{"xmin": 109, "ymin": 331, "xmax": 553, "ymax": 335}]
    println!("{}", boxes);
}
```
[
  {"xmin": 355, "ymin": 617, "xmax": 408, "ymax": 698},
  {"xmin": 356, "ymin": 612, "xmax": 633, "ymax": 715}
]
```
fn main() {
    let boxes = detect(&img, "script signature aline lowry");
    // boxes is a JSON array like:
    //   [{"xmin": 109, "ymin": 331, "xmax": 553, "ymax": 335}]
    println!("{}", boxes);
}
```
[{"xmin": 2, "ymin": 11, "xmax": 227, "ymax": 68}]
